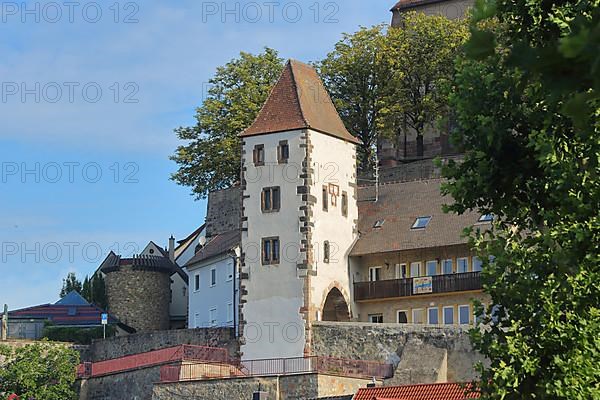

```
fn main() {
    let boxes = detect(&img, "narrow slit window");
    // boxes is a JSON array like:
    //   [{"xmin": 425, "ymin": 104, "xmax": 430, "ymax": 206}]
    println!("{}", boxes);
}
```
[
  {"xmin": 253, "ymin": 144, "xmax": 265, "ymax": 166},
  {"xmin": 322, "ymin": 186, "xmax": 328, "ymax": 211},
  {"xmin": 341, "ymin": 191, "xmax": 348, "ymax": 217},
  {"xmin": 278, "ymin": 140, "xmax": 289, "ymax": 163}
]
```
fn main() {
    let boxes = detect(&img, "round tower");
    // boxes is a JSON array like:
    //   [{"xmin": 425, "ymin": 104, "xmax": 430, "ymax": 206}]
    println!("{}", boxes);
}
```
[{"xmin": 101, "ymin": 254, "xmax": 172, "ymax": 332}]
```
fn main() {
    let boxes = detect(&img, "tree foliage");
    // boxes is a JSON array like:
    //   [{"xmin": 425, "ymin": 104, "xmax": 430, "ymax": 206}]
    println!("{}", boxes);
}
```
[
  {"xmin": 0, "ymin": 341, "xmax": 79, "ymax": 400},
  {"xmin": 381, "ymin": 13, "xmax": 468, "ymax": 156},
  {"xmin": 59, "ymin": 273, "xmax": 81, "ymax": 298},
  {"xmin": 442, "ymin": 0, "xmax": 600, "ymax": 398},
  {"xmin": 318, "ymin": 25, "xmax": 390, "ymax": 174},
  {"xmin": 170, "ymin": 48, "xmax": 285, "ymax": 198}
]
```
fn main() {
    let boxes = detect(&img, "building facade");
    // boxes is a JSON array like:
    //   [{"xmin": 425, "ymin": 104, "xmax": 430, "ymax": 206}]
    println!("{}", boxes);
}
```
[
  {"xmin": 350, "ymin": 179, "xmax": 490, "ymax": 325},
  {"xmin": 239, "ymin": 60, "xmax": 359, "ymax": 360}
]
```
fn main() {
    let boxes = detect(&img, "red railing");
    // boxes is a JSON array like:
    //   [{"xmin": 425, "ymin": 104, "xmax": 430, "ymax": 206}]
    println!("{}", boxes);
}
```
[
  {"xmin": 159, "ymin": 355, "xmax": 394, "ymax": 382},
  {"xmin": 77, "ymin": 344, "xmax": 229, "ymax": 378}
]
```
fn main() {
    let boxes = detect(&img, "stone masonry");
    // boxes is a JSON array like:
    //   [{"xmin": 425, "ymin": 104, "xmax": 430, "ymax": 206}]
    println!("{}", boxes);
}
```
[{"xmin": 104, "ymin": 265, "xmax": 171, "ymax": 332}]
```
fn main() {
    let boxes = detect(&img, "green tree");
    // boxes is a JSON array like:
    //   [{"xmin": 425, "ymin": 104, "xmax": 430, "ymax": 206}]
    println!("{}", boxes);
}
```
[
  {"xmin": 381, "ymin": 12, "xmax": 468, "ymax": 158},
  {"xmin": 318, "ymin": 25, "xmax": 391, "ymax": 175},
  {"xmin": 59, "ymin": 272, "xmax": 81, "ymax": 298},
  {"xmin": 0, "ymin": 341, "xmax": 80, "ymax": 400},
  {"xmin": 170, "ymin": 48, "xmax": 284, "ymax": 198},
  {"xmin": 442, "ymin": 0, "xmax": 599, "ymax": 398},
  {"xmin": 90, "ymin": 273, "xmax": 107, "ymax": 310},
  {"xmin": 81, "ymin": 276, "xmax": 91, "ymax": 302}
]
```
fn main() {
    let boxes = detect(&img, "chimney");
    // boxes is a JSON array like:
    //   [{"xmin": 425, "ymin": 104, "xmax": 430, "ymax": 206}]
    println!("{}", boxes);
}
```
[{"xmin": 168, "ymin": 235, "xmax": 175, "ymax": 262}]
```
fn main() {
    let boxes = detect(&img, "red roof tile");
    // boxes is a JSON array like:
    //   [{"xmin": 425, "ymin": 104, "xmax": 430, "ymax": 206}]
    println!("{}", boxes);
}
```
[
  {"xmin": 354, "ymin": 382, "xmax": 479, "ymax": 400},
  {"xmin": 240, "ymin": 59, "xmax": 359, "ymax": 144}
]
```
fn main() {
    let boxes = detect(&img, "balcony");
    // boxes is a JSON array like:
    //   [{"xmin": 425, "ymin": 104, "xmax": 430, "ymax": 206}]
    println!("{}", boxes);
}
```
[{"xmin": 353, "ymin": 272, "xmax": 481, "ymax": 302}]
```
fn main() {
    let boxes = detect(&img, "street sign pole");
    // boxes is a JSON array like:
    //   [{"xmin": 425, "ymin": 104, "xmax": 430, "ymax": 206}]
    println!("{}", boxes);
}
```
[{"xmin": 101, "ymin": 313, "xmax": 108, "ymax": 339}]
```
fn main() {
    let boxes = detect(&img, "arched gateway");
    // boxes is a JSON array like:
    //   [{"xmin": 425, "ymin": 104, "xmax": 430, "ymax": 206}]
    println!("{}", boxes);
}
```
[{"xmin": 322, "ymin": 287, "xmax": 351, "ymax": 322}]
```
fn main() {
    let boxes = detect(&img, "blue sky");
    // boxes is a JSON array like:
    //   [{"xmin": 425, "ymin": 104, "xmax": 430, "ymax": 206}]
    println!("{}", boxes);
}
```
[{"xmin": 0, "ymin": 1, "xmax": 390, "ymax": 309}]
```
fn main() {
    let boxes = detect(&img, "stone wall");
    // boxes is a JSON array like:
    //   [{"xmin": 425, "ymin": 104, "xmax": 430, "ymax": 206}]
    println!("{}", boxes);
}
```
[
  {"xmin": 152, "ymin": 373, "xmax": 373, "ymax": 400},
  {"xmin": 79, "ymin": 365, "xmax": 161, "ymax": 400},
  {"xmin": 205, "ymin": 185, "xmax": 241, "ymax": 238},
  {"xmin": 311, "ymin": 322, "xmax": 484, "ymax": 386},
  {"xmin": 88, "ymin": 328, "xmax": 238, "ymax": 361},
  {"xmin": 104, "ymin": 266, "xmax": 171, "ymax": 332}
]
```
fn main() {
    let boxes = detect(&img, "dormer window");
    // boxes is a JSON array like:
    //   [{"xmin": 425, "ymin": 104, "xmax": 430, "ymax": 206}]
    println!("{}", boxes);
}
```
[
  {"xmin": 411, "ymin": 216, "xmax": 431, "ymax": 229},
  {"xmin": 373, "ymin": 219, "xmax": 385, "ymax": 228},
  {"xmin": 253, "ymin": 144, "xmax": 265, "ymax": 166},
  {"xmin": 278, "ymin": 140, "xmax": 289, "ymax": 163},
  {"xmin": 478, "ymin": 214, "xmax": 493, "ymax": 222}
]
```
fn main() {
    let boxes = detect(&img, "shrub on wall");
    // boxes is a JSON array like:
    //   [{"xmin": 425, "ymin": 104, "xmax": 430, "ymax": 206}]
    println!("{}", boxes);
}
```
[{"xmin": 42, "ymin": 325, "xmax": 116, "ymax": 345}]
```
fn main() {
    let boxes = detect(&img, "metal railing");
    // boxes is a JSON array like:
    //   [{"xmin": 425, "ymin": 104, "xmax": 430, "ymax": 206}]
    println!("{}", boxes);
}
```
[
  {"xmin": 77, "ymin": 344, "xmax": 230, "ymax": 378},
  {"xmin": 354, "ymin": 272, "xmax": 482, "ymax": 301},
  {"xmin": 159, "ymin": 355, "xmax": 394, "ymax": 383}
]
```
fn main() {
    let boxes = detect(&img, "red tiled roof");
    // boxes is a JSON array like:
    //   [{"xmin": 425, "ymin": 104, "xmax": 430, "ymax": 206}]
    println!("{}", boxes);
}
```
[
  {"xmin": 240, "ymin": 59, "xmax": 359, "ymax": 144},
  {"xmin": 185, "ymin": 230, "xmax": 240, "ymax": 267},
  {"xmin": 351, "ymin": 179, "xmax": 489, "ymax": 256},
  {"xmin": 354, "ymin": 382, "xmax": 479, "ymax": 400}
]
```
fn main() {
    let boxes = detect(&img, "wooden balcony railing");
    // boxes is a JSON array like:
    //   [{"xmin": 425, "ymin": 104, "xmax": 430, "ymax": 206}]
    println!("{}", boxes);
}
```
[{"xmin": 353, "ymin": 272, "xmax": 482, "ymax": 301}]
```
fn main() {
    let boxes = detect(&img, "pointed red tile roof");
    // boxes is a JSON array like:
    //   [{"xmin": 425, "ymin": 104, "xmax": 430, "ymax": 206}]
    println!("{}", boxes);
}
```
[
  {"xmin": 354, "ymin": 382, "xmax": 479, "ymax": 400},
  {"xmin": 240, "ymin": 59, "xmax": 359, "ymax": 144}
]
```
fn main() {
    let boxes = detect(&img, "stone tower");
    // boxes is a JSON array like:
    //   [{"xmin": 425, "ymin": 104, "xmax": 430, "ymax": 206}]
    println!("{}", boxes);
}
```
[
  {"xmin": 239, "ymin": 60, "xmax": 359, "ymax": 360},
  {"xmin": 100, "ymin": 253, "xmax": 172, "ymax": 332}
]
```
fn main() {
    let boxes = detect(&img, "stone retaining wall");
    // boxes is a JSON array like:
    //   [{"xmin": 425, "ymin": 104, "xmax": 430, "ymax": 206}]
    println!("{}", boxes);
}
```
[
  {"xmin": 152, "ymin": 373, "xmax": 373, "ymax": 400},
  {"xmin": 88, "ymin": 328, "xmax": 238, "ymax": 361},
  {"xmin": 311, "ymin": 322, "xmax": 484, "ymax": 385}
]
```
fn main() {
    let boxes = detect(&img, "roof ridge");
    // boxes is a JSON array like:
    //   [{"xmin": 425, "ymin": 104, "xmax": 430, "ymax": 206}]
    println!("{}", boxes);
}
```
[{"xmin": 289, "ymin": 60, "xmax": 309, "ymax": 128}]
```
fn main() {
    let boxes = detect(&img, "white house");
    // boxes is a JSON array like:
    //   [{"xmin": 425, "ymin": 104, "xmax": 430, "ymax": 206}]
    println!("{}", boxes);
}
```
[
  {"xmin": 185, "ymin": 230, "xmax": 240, "ymax": 330},
  {"xmin": 238, "ymin": 59, "xmax": 359, "ymax": 360}
]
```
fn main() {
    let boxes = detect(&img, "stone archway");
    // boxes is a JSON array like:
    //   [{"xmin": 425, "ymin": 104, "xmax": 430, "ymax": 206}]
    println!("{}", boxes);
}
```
[{"xmin": 322, "ymin": 287, "xmax": 351, "ymax": 322}]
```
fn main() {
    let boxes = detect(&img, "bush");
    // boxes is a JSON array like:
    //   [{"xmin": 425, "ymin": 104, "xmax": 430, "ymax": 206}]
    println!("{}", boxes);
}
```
[{"xmin": 42, "ymin": 326, "xmax": 116, "ymax": 345}]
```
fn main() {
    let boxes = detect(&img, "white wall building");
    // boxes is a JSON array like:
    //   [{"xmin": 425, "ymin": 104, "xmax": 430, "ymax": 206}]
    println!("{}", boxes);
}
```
[
  {"xmin": 239, "ymin": 60, "xmax": 359, "ymax": 360},
  {"xmin": 185, "ymin": 230, "xmax": 240, "ymax": 330}
]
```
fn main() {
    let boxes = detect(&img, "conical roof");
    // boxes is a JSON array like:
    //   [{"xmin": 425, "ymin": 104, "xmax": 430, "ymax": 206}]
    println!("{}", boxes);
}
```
[{"xmin": 240, "ymin": 59, "xmax": 359, "ymax": 144}]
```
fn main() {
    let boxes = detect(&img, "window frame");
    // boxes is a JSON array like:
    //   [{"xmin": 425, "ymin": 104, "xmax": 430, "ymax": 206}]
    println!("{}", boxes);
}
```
[
  {"xmin": 253, "ymin": 144, "xmax": 265, "ymax": 166},
  {"xmin": 210, "ymin": 267, "xmax": 217, "ymax": 287},
  {"xmin": 322, "ymin": 185, "xmax": 328, "ymax": 211},
  {"xmin": 457, "ymin": 257, "xmax": 469, "ymax": 273},
  {"xmin": 411, "ymin": 216, "xmax": 431, "ymax": 229},
  {"xmin": 442, "ymin": 259, "xmax": 453, "ymax": 275},
  {"xmin": 261, "ymin": 186, "xmax": 281, "ymax": 213},
  {"xmin": 395, "ymin": 263, "xmax": 407, "ymax": 279},
  {"xmin": 369, "ymin": 266, "xmax": 382, "ymax": 282},
  {"xmin": 277, "ymin": 140, "xmax": 289, "ymax": 164},
  {"xmin": 397, "ymin": 310, "xmax": 408, "ymax": 324},
  {"xmin": 261, "ymin": 237, "xmax": 280, "ymax": 266},
  {"xmin": 458, "ymin": 305, "xmax": 470, "ymax": 325},
  {"xmin": 443, "ymin": 306, "xmax": 455, "ymax": 325},
  {"xmin": 472, "ymin": 256, "xmax": 483, "ymax": 272},
  {"xmin": 194, "ymin": 273, "xmax": 200, "ymax": 292},
  {"xmin": 209, "ymin": 307, "xmax": 217, "ymax": 327},
  {"xmin": 410, "ymin": 262, "xmax": 421, "ymax": 278},
  {"xmin": 412, "ymin": 308, "xmax": 425, "ymax": 324},
  {"xmin": 426, "ymin": 260, "xmax": 438, "ymax": 276},
  {"xmin": 368, "ymin": 314, "xmax": 384, "ymax": 323},
  {"xmin": 427, "ymin": 307, "xmax": 439, "ymax": 325},
  {"xmin": 323, "ymin": 241, "xmax": 330, "ymax": 263}
]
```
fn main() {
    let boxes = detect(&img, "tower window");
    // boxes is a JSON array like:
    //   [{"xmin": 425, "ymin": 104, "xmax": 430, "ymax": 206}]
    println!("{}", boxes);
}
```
[
  {"xmin": 323, "ymin": 241, "xmax": 330, "ymax": 263},
  {"xmin": 278, "ymin": 140, "xmax": 289, "ymax": 163},
  {"xmin": 262, "ymin": 237, "xmax": 280, "ymax": 265},
  {"xmin": 261, "ymin": 187, "xmax": 281, "ymax": 212},
  {"xmin": 194, "ymin": 273, "xmax": 200, "ymax": 291},
  {"xmin": 253, "ymin": 144, "xmax": 265, "ymax": 166},
  {"xmin": 322, "ymin": 186, "xmax": 328, "ymax": 211},
  {"xmin": 341, "ymin": 191, "xmax": 348, "ymax": 217}
]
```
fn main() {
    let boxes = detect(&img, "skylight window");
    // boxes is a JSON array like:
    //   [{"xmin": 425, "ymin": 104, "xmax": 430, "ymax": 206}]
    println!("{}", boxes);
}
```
[
  {"xmin": 411, "ymin": 216, "xmax": 431, "ymax": 229},
  {"xmin": 478, "ymin": 214, "xmax": 494, "ymax": 222},
  {"xmin": 373, "ymin": 219, "xmax": 385, "ymax": 228}
]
